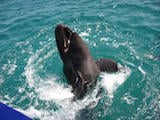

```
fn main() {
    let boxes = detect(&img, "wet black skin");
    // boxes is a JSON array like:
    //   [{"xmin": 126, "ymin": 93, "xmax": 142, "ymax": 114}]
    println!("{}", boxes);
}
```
[{"xmin": 55, "ymin": 24, "xmax": 118, "ymax": 99}]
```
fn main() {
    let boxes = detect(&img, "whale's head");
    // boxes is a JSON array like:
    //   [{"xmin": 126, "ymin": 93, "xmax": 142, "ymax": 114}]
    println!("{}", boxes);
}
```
[
  {"xmin": 55, "ymin": 24, "xmax": 89, "ymax": 62},
  {"xmin": 55, "ymin": 24, "xmax": 73, "ymax": 55}
]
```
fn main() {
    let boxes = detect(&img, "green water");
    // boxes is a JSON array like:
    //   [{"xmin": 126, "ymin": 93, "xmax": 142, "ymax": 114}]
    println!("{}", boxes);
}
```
[{"xmin": 0, "ymin": 0, "xmax": 160, "ymax": 119}]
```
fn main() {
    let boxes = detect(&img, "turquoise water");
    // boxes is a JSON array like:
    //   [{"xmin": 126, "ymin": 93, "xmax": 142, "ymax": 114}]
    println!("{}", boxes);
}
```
[{"xmin": 0, "ymin": 0, "xmax": 160, "ymax": 119}]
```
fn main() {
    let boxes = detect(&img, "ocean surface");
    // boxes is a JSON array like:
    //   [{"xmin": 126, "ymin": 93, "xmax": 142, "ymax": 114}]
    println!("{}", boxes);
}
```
[{"xmin": 0, "ymin": 0, "xmax": 160, "ymax": 120}]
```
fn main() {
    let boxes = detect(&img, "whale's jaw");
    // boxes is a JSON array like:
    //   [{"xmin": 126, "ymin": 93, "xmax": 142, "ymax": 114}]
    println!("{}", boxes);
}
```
[{"xmin": 55, "ymin": 24, "xmax": 73, "ymax": 54}]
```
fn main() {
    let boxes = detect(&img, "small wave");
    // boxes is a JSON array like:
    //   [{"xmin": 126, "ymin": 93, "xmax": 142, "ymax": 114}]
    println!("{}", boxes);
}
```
[
  {"xmin": 144, "ymin": 54, "xmax": 160, "ymax": 61},
  {"xmin": 138, "ymin": 64, "xmax": 146, "ymax": 76},
  {"xmin": 121, "ymin": 93, "xmax": 137, "ymax": 105}
]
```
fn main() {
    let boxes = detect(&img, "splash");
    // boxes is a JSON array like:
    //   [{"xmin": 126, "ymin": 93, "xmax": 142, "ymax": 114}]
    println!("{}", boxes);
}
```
[
  {"xmin": 36, "ymin": 77, "xmax": 74, "ymax": 102},
  {"xmin": 22, "ymin": 55, "xmax": 131, "ymax": 120},
  {"xmin": 100, "ymin": 64, "xmax": 131, "ymax": 98}
]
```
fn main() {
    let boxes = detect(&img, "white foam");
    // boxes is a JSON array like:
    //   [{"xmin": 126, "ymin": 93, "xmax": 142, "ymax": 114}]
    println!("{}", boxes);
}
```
[
  {"xmin": 16, "ymin": 106, "xmax": 42, "ymax": 119},
  {"xmin": 144, "ymin": 54, "xmax": 154, "ymax": 59},
  {"xmin": 17, "ymin": 86, "xmax": 100, "ymax": 120},
  {"xmin": 37, "ymin": 78, "xmax": 74, "ymax": 102},
  {"xmin": 121, "ymin": 93, "xmax": 137, "ymax": 105},
  {"xmin": 8, "ymin": 62, "xmax": 17, "ymax": 75},
  {"xmin": 100, "ymin": 65, "xmax": 131, "ymax": 98},
  {"xmin": 36, "ymin": 50, "xmax": 55, "ymax": 65},
  {"xmin": 79, "ymin": 32, "xmax": 89, "ymax": 37},
  {"xmin": 138, "ymin": 64, "xmax": 146, "ymax": 81},
  {"xmin": 24, "ymin": 60, "xmax": 35, "ymax": 88},
  {"xmin": 138, "ymin": 65, "xmax": 146, "ymax": 75},
  {"xmin": 128, "ymin": 46, "xmax": 140, "ymax": 60},
  {"xmin": 112, "ymin": 41, "xmax": 129, "ymax": 48},
  {"xmin": 2, "ymin": 60, "xmax": 17, "ymax": 75},
  {"xmin": 100, "ymin": 37, "xmax": 109, "ymax": 42},
  {"xmin": 18, "ymin": 87, "xmax": 25, "ymax": 93}
]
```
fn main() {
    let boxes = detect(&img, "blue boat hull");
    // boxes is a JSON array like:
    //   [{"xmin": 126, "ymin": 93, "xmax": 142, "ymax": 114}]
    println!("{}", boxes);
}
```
[{"xmin": 0, "ymin": 102, "xmax": 31, "ymax": 120}]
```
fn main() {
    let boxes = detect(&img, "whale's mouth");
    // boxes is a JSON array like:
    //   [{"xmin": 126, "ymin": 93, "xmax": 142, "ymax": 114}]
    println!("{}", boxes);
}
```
[
  {"xmin": 55, "ymin": 24, "xmax": 73, "ymax": 53},
  {"xmin": 63, "ymin": 27, "xmax": 72, "ymax": 53}
]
